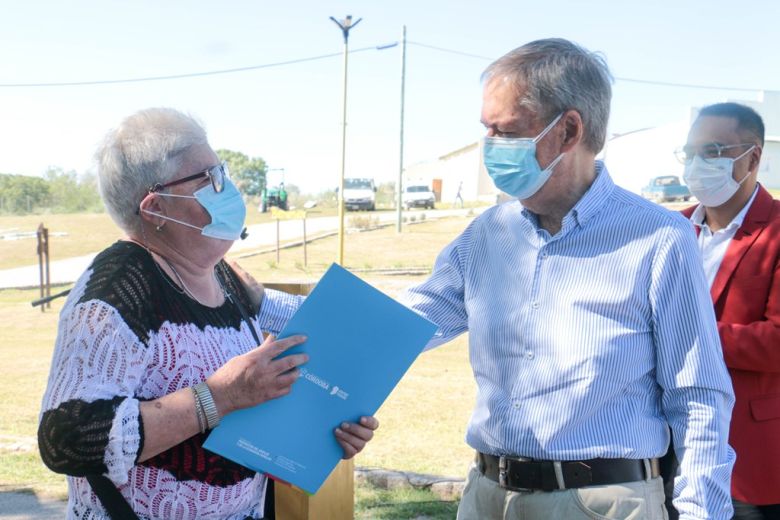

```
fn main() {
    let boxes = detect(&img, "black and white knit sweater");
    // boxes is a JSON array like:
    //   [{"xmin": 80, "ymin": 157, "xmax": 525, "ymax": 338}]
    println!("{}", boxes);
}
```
[{"xmin": 38, "ymin": 241, "xmax": 300, "ymax": 519}]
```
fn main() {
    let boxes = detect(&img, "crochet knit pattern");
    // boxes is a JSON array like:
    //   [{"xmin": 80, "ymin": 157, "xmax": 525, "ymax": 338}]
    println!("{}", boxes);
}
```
[{"xmin": 38, "ymin": 241, "xmax": 298, "ymax": 519}]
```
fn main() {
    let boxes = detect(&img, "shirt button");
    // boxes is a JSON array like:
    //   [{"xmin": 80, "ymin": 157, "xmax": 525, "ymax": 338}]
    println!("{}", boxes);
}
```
[
  {"xmin": 531, "ymin": 301, "xmax": 540, "ymax": 309},
  {"xmin": 526, "ymin": 352, "xmax": 535, "ymax": 360},
  {"xmin": 513, "ymin": 402, "xmax": 521, "ymax": 409},
  {"xmin": 541, "ymin": 251, "xmax": 548, "ymax": 258}
]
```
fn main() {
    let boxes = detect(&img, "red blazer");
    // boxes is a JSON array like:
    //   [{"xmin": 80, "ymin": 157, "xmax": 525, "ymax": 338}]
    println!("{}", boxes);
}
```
[{"xmin": 683, "ymin": 185, "xmax": 780, "ymax": 505}]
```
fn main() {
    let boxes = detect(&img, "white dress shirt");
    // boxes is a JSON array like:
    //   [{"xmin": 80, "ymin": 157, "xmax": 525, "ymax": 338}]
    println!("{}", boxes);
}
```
[{"xmin": 689, "ymin": 186, "xmax": 759, "ymax": 287}]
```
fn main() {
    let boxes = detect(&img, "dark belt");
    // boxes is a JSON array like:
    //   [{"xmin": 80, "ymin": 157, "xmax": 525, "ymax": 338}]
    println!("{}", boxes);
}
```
[{"xmin": 476, "ymin": 452, "xmax": 660, "ymax": 492}]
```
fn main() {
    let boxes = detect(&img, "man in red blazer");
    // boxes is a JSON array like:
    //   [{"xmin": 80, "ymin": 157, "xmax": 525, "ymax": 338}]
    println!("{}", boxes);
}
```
[{"xmin": 676, "ymin": 102, "xmax": 780, "ymax": 519}]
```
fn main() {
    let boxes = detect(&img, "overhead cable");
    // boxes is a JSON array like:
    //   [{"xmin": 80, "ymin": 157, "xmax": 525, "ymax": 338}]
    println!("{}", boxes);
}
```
[{"xmin": 0, "ymin": 40, "xmax": 768, "ymax": 93}]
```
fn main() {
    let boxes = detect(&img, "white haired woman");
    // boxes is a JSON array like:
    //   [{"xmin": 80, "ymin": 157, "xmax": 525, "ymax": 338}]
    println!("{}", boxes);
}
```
[{"xmin": 37, "ymin": 107, "xmax": 378, "ymax": 519}]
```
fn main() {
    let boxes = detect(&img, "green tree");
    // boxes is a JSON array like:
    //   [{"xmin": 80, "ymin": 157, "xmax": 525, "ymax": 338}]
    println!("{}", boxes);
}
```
[
  {"xmin": 216, "ymin": 149, "xmax": 267, "ymax": 197},
  {"xmin": 0, "ymin": 173, "xmax": 50, "ymax": 214},
  {"xmin": 44, "ymin": 167, "xmax": 102, "ymax": 213}
]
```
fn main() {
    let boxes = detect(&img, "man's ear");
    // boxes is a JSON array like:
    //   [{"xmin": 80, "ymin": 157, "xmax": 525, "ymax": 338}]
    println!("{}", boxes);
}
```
[
  {"xmin": 138, "ymin": 192, "xmax": 165, "ymax": 226},
  {"xmin": 559, "ymin": 110, "xmax": 584, "ymax": 153},
  {"xmin": 748, "ymin": 145, "xmax": 763, "ymax": 174}
]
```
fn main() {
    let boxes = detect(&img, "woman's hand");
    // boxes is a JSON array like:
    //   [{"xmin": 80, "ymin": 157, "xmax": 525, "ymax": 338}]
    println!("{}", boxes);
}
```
[
  {"xmin": 335, "ymin": 416, "xmax": 380, "ymax": 459},
  {"xmin": 207, "ymin": 334, "xmax": 308, "ymax": 417}
]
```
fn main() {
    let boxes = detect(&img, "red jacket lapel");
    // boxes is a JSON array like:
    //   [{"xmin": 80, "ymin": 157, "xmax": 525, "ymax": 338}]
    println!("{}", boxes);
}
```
[{"xmin": 709, "ymin": 186, "xmax": 774, "ymax": 304}]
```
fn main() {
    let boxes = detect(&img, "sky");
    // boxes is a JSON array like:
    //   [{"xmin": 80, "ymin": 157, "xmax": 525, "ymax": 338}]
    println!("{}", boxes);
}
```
[{"xmin": 2, "ymin": 0, "xmax": 778, "ymax": 192}]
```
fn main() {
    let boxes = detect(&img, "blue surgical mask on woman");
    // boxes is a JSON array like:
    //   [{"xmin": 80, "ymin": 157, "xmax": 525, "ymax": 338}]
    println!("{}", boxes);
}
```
[
  {"xmin": 483, "ymin": 113, "xmax": 565, "ymax": 199},
  {"xmin": 143, "ymin": 177, "xmax": 247, "ymax": 241}
]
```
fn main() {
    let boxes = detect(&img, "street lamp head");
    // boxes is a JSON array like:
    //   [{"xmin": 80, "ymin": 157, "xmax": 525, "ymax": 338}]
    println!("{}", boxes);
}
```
[{"xmin": 330, "ymin": 15, "xmax": 361, "ymax": 42}]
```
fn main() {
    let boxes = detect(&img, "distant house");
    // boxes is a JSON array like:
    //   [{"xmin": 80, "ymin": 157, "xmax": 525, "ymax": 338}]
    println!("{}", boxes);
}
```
[{"xmin": 403, "ymin": 142, "xmax": 498, "ymax": 204}]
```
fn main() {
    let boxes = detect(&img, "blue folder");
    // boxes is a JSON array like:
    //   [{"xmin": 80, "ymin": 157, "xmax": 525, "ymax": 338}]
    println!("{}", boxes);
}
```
[{"xmin": 204, "ymin": 263, "xmax": 437, "ymax": 494}]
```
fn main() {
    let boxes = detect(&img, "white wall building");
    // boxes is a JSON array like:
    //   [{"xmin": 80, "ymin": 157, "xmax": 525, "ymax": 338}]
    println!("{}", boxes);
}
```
[
  {"xmin": 404, "ymin": 91, "xmax": 780, "ymax": 204},
  {"xmin": 403, "ymin": 142, "xmax": 498, "ymax": 204},
  {"xmin": 604, "ymin": 91, "xmax": 780, "ymax": 194}
]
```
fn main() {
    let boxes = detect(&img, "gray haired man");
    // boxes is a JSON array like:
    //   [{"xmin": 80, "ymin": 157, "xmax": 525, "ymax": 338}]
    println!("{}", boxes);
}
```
[{"xmin": 399, "ymin": 38, "xmax": 735, "ymax": 519}]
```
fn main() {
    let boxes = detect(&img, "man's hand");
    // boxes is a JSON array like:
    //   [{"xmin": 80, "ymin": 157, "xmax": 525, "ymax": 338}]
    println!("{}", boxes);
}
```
[
  {"xmin": 228, "ymin": 259, "xmax": 264, "ymax": 312},
  {"xmin": 335, "ymin": 416, "xmax": 380, "ymax": 459}
]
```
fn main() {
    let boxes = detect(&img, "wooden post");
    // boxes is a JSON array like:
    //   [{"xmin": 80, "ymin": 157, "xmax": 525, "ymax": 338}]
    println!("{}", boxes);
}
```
[
  {"xmin": 302, "ymin": 217, "xmax": 308, "ymax": 268},
  {"xmin": 262, "ymin": 281, "xmax": 354, "ymax": 520},
  {"xmin": 276, "ymin": 219, "xmax": 281, "ymax": 264},
  {"xmin": 274, "ymin": 459, "xmax": 354, "ymax": 520},
  {"xmin": 44, "ymin": 226, "xmax": 51, "ymax": 308},
  {"xmin": 36, "ymin": 223, "xmax": 50, "ymax": 312}
]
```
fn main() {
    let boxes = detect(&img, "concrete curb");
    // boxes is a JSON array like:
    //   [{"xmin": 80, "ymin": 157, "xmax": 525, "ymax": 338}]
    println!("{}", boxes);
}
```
[{"xmin": 355, "ymin": 467, "xmax": 465, "ymax": 501}]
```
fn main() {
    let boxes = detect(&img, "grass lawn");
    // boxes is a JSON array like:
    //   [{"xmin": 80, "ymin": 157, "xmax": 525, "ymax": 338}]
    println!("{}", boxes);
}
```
[
  {"xmin": 355, "ymin": 484, "xmax": 460, "ymax": 519},
  {"xmin": 5, "ymin": 190, "xmax": 777, "ymax": 508},
  {"xmin": 0, "ymin": 213, "xmax": 477, "ymax": 512}
]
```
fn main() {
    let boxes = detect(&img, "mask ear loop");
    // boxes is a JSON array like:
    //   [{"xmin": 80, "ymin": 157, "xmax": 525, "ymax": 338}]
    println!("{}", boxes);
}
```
[
  {"xmin": 533, "ymin": 113, "xmax": 565, "ymax": 143},
  {"xmin": 734, "ymin": 145, "xmax": 757, "ymax": 185},
  {"xmin": 534, "ymin": 113, "xmax": 566, "ymax": 172},
  {"xmin": 137, "ymin": 190, "xmax": 203, "ymax": 234},
  {"xmin": 544, "ymin": 153, "xmax": 566, "ymax": 172}
]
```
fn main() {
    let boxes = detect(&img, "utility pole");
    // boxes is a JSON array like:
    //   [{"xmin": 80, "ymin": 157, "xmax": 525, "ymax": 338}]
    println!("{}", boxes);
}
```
[
  {"xmin": 396, "ymin": 25, "xmax": 407, "ymax": 233},
  {"xmin": 330, "ymin": 14, "xmax": 361, "ymax": 265}
]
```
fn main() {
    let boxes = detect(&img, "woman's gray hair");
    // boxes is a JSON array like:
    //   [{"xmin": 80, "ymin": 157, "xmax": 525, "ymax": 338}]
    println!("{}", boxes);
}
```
[
  {"xmin": 95, "ymin": 107, "xmax": 208, "ymax": 235},
  {"xmin": 482, "ymin": 38, "xmax": 613, "ymax": 154}
]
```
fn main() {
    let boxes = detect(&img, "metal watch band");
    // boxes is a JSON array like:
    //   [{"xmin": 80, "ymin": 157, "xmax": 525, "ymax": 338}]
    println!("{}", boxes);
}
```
[
  {"xmin": 191, "ymin": 386, "xmax": 206, "ymax": 433},
  {"xmin": 194, "ymin": 382, "xmax": 220, "ymax": 430}
]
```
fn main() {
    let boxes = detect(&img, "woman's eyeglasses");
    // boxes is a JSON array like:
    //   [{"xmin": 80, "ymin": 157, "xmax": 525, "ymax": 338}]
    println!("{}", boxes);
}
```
[{"xmin": 149, "ymin": 162, "xmax": 228, "ymax": 194}]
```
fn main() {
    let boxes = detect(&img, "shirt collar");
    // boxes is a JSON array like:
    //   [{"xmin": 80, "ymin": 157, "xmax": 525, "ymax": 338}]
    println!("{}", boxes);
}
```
[
  {"xmin": 689, "ymin": 184, "xmax": 760, "ymax": 232},
  {"xmin": 568, "ymin": 160, "xmax": 613, "ymax": 229},
  {"xmin": 520, "ymin": 160, "xmax": 614, "ymax": 234}
]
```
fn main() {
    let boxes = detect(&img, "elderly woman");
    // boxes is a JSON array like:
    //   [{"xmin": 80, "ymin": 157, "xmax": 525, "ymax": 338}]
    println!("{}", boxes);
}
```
[{"xmin": 38, "ymin": 107, "xmax": 378, "ymax": 519}]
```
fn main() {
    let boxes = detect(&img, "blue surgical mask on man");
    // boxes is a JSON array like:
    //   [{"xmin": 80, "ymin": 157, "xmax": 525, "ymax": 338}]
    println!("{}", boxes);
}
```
[
  {"xmin": 143, "ymin": 177, "xmax": 247, "ymax": 241},
  {"xmin": 483, "ymin": 113, "xmax": 565, "ymax": 199}
]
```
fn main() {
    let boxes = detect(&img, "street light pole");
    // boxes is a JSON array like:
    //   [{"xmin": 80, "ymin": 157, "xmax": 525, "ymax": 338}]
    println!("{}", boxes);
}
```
[
  {"xmin": 330, "ymin": 14, "xmax": 361, "ymax": 266},
  {"xmin": 396, "ymin": 25, "xmax": 407, "ymax": 233}
]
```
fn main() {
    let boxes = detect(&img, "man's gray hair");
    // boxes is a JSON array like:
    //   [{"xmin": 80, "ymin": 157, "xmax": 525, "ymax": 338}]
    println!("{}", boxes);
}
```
[
  {"xmin": 482, "ymin": 38, "xmax": 613, "ymax": 153},
  {"xmin": 95, "ymin": 107, "xmax": 208, "ymax": 235}
]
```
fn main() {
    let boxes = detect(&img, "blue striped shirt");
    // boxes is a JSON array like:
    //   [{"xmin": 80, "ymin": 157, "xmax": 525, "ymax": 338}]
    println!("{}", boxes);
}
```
[{"xmin": 399, "ymin": 162, "xmax": 735, "ymax": 519}]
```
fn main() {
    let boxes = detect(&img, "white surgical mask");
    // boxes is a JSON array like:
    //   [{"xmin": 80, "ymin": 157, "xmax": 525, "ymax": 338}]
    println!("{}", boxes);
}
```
[{"xmin": 682, "ymin": 146, "xmax": 755, "ymax": 207}]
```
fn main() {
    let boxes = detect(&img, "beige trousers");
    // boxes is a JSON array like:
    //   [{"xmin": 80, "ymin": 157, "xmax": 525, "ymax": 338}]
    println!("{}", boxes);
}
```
[{"xmin": 457, "ymin": 464, "xmax": 669, "ymax": 520}]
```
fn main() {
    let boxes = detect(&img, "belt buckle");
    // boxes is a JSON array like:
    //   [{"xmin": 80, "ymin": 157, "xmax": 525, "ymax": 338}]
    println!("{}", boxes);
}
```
[
  {"xmin": 498, "ymin": 456, "xmax": 532, "ymax": 492},
  {"xmin": 498, "ymin": 456, "xmax": 508, "ymax": 487}
]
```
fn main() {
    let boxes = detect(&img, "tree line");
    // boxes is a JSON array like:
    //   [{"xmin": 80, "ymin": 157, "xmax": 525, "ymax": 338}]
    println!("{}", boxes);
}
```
[
  {"xmin": 0, "ymin": 149, "xmax": 398, "ymax": 215},
  {"xmin": 0, "ymin": 149, "xmax": 268, "ymax": 215},
  {"xmin": 0, "ymin": 167, "xmax": 103, "ymax": 214}
]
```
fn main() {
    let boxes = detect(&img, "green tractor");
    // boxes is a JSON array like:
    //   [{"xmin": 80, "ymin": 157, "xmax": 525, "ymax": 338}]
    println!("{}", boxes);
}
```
[{"xmin": 260, "ymin": 170, "xmax": 288, "ymax": 212}]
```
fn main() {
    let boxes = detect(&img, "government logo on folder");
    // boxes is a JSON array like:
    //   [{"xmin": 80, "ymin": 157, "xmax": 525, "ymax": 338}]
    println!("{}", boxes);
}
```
[{"xmin": 204, "ymin": 263, "xmax": 438, "ymax": 494}]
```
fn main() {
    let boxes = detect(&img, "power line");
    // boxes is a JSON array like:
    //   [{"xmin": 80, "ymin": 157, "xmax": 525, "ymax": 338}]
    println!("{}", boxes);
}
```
[
  {"xmin": 0, "ymin": 45, "xmax": 389, "ymax": 88},
  {"xmin": 0, "ymin": 39, "xmax": 770, "ymax": 94},
  {"xmin": 406, "ymin": 41, "xmax": 493, "ymax": 61},
  {"xmin": 612, "ymin": 75, "xmax": 763, "ymax": 93},
  {"xmin": 408, "ymin": 41, "xmax": 767, "ymax": 93}
]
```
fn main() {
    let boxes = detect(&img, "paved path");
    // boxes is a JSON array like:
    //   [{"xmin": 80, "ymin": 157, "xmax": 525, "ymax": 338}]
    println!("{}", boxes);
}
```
[
  {"xmin": 0, "ymin": 489, "xmax": 66, "ymax": 518},
  {"xmin": 0, "ymin": 208, "xmax": 481, "ymax": 290}
]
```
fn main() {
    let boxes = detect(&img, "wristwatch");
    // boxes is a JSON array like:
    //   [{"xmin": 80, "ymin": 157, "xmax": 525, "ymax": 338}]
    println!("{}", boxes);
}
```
[{"xmin": 193, "ymin": 382, "xmax": 220, "ymax": 430}]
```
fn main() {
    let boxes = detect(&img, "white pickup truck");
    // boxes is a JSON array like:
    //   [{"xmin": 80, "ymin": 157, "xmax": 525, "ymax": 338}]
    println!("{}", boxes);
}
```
[
  {"xmin": 343, "ymin": 178, "xmax": 376, "ymax": 211},
  {"xmin": 402, "ymin": 184, "xmax": 435, "ymax": 210}
]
